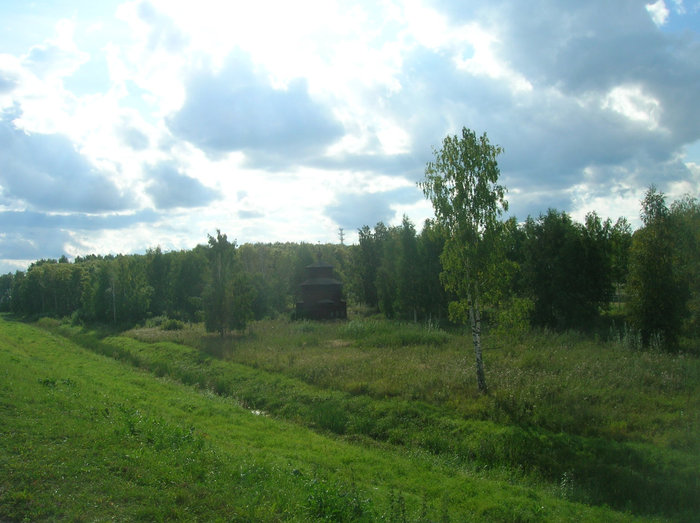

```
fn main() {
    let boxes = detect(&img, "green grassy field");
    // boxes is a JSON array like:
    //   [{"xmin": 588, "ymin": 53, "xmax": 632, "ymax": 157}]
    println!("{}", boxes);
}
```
[{"xmin": 1, "ymin": 315, "xmax": 698, "ymax": 521}]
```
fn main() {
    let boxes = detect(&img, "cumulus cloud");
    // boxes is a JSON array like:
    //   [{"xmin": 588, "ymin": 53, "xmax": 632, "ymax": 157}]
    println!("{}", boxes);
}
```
[
  {"xmin": 64, "ymin": 54, "xmax": 111, "ymax": 96},
  {"xmin": 118, "ymin": 124, "xmax": 150, "ymax": 150},
  {"xmin": 167, "ymin": 50, "xmax": 344, "ymax": 163},
  {"xmin": 0, "ymin": 209, "xmax": 159, "ymax": 231},
  {"xmin": 136, "ymin": 0, "xmax": 189, "ymax": 53},
  {"xmin": 1, "ymin": 0, "xmax": 699, "ymax": 270},
  {"xmin": 0, "ymin": 68, "xmax": 18, "ymax": 94},
  {"xmin": 368, "ymin": 1, "xmax": 700, "ymax": 219},
  {"xmin": 21, "ymin": 19, "xmax": 88, "ymax": 79},
  {"xmin": 0, "ymin": 109, "xmax": 132, "ymax": 213},
  {"xmin": 0, "ymin": 209, "xmax": 159, "ymax": 262},
  {"xmin": 238, "ymin": 209, "xmax": 264, "ymax": 219},
  {"xmin": 647, "ymin": 0, "xmax": 670, "ymax": 26},
  {"xmin": 144, "ymin": 161, "xmax": 219, "ymax": 209},
  {"xmin": 314, "ymin": 151, "xmax": 426, "ymax": 180},
  {"xmin": 325, "ymin": 186, "xmax": 423, "ymax": 231},
  {"xmin": 0, "ymin": 229, "xmax": 72, "ymax": 261}
]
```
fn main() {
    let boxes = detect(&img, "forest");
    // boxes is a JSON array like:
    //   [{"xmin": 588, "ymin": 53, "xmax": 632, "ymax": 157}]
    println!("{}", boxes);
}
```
[{"xmin": 0, "ymin": 185, "xmax": 697, "ymax": 352}]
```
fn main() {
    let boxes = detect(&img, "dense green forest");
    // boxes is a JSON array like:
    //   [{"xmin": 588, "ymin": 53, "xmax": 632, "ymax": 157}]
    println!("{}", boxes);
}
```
[{"xmin": 1, "ymin": 185, "xmax": 697, "ymax": 352}]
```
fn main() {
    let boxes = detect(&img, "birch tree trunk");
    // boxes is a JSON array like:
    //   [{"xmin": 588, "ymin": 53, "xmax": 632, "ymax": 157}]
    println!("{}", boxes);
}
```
[{"xmin": 468, "ymin": 286, "xmax": 487, "ymax": 394}]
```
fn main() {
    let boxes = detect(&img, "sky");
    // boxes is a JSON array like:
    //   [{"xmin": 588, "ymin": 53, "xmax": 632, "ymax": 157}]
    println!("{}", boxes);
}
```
[{"xmin": 0, "ymin": 0, "xmax": 699, "ymax": 273}]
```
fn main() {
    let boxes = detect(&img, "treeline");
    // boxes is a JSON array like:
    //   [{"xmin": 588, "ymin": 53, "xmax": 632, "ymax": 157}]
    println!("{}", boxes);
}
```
[
  {"xmin": 0, "ymin": 232, "xmax": 349, "ymax": 334},
  {"xmin": 0, "ymin": 188, "xmax": 697, "ymax": 348},
  {"xmin": 351, "ymin": 211, "xmax": 631, "ymax": 331}
]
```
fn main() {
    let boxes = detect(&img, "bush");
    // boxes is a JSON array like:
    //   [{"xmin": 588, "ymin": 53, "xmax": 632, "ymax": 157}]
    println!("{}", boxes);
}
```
[{"xmin": 162, "ymin": 319, "xmax": 185, "ymax": 331}]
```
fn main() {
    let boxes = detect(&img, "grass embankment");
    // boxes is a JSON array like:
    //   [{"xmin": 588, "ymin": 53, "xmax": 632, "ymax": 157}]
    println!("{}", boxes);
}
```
[
  {"xmin": 123, "ymin": 318, "xmax": 699, "ymax": 516},
  {"xmin": 3, "ymin": 315, "xmax": 698, "ymax": 520},
  {"xmin": 0, "ymin": 316, "xmax": 644, "ymax": 522}
]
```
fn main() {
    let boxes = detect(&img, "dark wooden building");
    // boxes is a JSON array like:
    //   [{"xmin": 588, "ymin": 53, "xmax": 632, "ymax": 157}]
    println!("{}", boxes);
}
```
[{"xmin": 295, "ymin": 261, "xmax": 347, "ymax": 319}]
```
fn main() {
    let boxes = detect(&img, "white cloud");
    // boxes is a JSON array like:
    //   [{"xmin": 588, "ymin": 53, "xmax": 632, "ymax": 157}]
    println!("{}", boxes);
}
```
[
  {"xmin": 672, "ymin": 0, "xmax": 686, "ymax": 15},
  {"xmin": 0, "ymin": 0, "xmax": 699, "ymax": 268},
  {"xmin": 22, "ymin": 19, "xmax": 89, "ymax": 79},
  {"xmin": 602, "ymin": 85, "xmax": 662, "ymax": 130},
  {"xmin": 453, "ymin": 22, "xmax": 533, "ymax": 94},
  {"xmin": 647, "ymin": 0, "xmax": 670, "ymax": 26}
]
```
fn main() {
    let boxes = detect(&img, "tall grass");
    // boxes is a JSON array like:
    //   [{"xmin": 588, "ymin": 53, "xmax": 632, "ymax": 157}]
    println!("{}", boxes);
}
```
[
  {"xmin": 32, "ymin": 316, "xmax": 700, "ymax": 520},
  {"xmin": 3, "ymin": 316, "xmax": 648, "ymax": 522},
  {"xmin": 126, "ymin": 317, "xmax": 699, "ymax": 449}
]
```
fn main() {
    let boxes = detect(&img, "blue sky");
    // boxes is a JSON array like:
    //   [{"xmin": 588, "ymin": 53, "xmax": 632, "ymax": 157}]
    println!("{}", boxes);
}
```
[{"xmin": 0, "ymin": 0, "xmax": 699, "ymax": 272}]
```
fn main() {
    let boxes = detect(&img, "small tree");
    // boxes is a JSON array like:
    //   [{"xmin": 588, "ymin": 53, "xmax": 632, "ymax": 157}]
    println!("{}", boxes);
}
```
[{"xmin": 420, "ymin": 127, "xmax": 508, "ymax": 393}]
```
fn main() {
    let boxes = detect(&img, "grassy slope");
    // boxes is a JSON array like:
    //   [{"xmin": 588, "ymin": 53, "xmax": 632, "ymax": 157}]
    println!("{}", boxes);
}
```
[
  {"xmin": 0, "ymin": 317, "xmax": 645, "ymax": 522},
  {"xmin": 115, "ymin": 317, "xmax": 699, "ymax": 520}
]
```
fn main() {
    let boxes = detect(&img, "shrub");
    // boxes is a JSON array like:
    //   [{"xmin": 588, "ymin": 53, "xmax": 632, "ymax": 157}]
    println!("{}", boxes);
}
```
[{"xmin": 162, "ymin": 319, "xmax": 185, "ymax": 331}]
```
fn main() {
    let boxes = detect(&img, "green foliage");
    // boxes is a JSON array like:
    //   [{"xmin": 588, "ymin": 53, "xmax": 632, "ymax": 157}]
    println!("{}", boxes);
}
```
[
  {"xmin": 340, "ymin": 319, "xmax": 450, "ymax": 348},
  {"xmin": 203, "ymin": 230, "xmax": 236, "ymax": 336},
  {"xmin": 0, "ymin": 272, "xmax": 13, "ymax": 312},
  {"xmin": 33, "ymin": 316, "xmax": 700, "ymax": 521},
  {"xmin": 396, "ymin": 216, "xmax": 421, "ymax": 320},
  {"xmin": 669, "ymin": 194, "xmax": 700, "ymax": 338},
  {"xmin": 491, "ymin": 296, "xmax": 534, "ymax": 343},
  {"xmin": 202, "ymin": 230, "xmax": 255, "ymax": 336},
  {"xmin": 351, "ymin": 220, "xmax": 449, "ymax": 323},
  {"xmin": 353, "ymin": 224, "xmax": 381, "ymax": 308},
  {"xmin": 167, "ymin": 246, "xmax": 208, "ymax": 321},
  {"xmin": 421, "ymin": 128, "xmax": 507, "ymax": 236},
  {"xmin": 1, "ymin": 177, "xmax": 696, "ymax": 357},
  {"xmin": 626, "ymin": 187, "xmax": 693, "ymax": 348},
  {"xmin": 521, "ymin": 210, "xmax": 614, "ymax": 330},
  {"xmin": 162, "ymin": 318, "xmax": 185, "ymax": 331},
  {"xmin": 420, "ymin": 127, "xmax": 509, "ymax": 393},
  {"xmin": 304, "ymin": 478, "xmax": 374, "ymax": 521}
]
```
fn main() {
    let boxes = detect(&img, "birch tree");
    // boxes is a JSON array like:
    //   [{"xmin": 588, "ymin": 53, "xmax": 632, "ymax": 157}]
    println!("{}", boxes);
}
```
[{"xmin": 420, "ymin": 127, "xmax": 508, "ymax": 393}]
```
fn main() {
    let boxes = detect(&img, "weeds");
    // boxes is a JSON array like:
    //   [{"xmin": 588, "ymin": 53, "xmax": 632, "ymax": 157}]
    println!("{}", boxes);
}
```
[
  {"xmin": 305, "ymin": 478, "xmax": 374, "ymax": 522},
  {"xmin": 340, "ymin": 319, "xmax": 450, "ymax": 348}
]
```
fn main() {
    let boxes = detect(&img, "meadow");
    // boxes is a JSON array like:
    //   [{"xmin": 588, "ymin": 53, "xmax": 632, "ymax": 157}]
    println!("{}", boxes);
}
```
[{"xmin": 1, "ymin": 313, "xmax": 698, "ymax": 521}]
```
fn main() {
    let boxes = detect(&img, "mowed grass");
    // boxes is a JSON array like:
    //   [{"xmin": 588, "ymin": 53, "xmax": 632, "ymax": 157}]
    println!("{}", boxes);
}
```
[{"xmin": 0, "ymin": 317, "xmax": 649, "ymax": 522}]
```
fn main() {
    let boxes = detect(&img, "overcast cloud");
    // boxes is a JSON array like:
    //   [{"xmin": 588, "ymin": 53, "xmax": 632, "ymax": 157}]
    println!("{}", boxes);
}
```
[{"xmin": 0, "ymin": 0, "xmax": 698, "ymax": 272}]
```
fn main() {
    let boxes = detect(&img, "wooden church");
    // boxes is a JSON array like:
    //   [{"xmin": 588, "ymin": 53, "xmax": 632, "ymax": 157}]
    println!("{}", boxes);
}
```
[{"xmin": 295, "ymin": 260, "xmax": 347, "ymax": 320}]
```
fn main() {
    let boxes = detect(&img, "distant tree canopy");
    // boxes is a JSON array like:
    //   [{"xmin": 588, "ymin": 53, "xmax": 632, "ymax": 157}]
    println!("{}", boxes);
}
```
[
  {"xmin": 349, "ymin": 217, "xmax": 448, "ymax": 322},
  {"xmin": 520, "ymin": 209, "xmax": 616, "ymax": 330},
  {"xmin": 4, "ymin": 240, "xmax": 349, "ymax": 330},
  {"xmin": 626, "ymin": 188, "xmax": 699, "ymax": 348}
]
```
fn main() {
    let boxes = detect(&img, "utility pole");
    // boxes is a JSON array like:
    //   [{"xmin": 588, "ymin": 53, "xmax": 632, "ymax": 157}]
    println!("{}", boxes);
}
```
[{"xmin": 338, "ymin": 227, "xmax": 345, "ymax": 245}]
